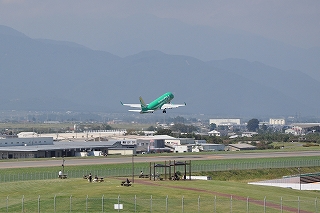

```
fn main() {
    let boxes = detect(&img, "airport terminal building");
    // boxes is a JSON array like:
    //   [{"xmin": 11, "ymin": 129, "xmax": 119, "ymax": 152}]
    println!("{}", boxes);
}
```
[
  {"xmin": 0, "ymin": 131, "xmax": 208, "ymax": 159},
  {"xmin": 0, "ymin": 135, "xmax": 132, "ymax": 159},
  {"xmin": 0, "ymin": 132, "xmax": 188, "ymax": 159}
]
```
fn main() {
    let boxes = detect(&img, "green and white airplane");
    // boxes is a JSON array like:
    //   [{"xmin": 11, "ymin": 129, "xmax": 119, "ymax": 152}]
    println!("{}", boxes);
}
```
[{"xmin": 121, "ymin": 92, "xmax": 186, "ymax": 113}]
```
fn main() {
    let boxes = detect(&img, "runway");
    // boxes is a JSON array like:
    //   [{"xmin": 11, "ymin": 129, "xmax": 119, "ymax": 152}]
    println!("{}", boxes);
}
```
[{"xmin": 0, "ymin": 151, "xmax": 319, "ymax": 169}]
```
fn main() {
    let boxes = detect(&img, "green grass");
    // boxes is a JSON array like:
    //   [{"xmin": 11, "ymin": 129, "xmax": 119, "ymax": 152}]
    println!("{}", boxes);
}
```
[
  {"xmin": 0, "ymin": 176, "xmax": 318, "ymax": 212},
  {"xmin": 198, "ymin": 167, "xmax": 320, "ymax": 182},
  {"xmin": 272, "ymin": 141, "xmax": 320, "ymax": 151},
  {"xmin": 1, "ymin": 155, "xmax": 320, "ymax": 174},
  {"xmin": 1, "ymin": 155, "xmax": 320, "ymax": 212}
]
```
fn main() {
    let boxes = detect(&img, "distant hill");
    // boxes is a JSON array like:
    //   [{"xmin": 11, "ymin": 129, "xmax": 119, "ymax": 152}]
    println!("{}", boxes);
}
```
[
  {"xmin": 0, "ymin": 25, "xmax": 319, "ymax": 118},
  {"xmin": 94, "ymin": 14, "xmax": 320, "ymax": 82}
]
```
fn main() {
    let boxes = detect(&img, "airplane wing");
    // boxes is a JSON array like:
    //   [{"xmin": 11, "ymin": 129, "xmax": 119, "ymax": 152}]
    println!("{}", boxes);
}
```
[
  {"xmin": 120, "ymin": 102, "xmax": 141, "ymax": 108},
  {"xmin": 161, "ymin": 102, "xmax": 186, "ymax": 109}
]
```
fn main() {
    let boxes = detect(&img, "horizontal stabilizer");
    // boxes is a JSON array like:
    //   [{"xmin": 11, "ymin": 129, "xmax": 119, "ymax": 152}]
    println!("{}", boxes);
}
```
[
  {"xmin": 128, "ymin": 109, "xmax": 155, "ymax": 113},
  {"xmin": 141, "ymin": 110, "xmax": 155, "ymax": 113},
  {"xmin": 128, "ymin": 110, "xmax": 142, "ymax": 112}
]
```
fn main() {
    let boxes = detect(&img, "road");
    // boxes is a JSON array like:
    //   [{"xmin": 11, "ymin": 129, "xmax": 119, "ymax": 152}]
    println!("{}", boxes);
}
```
[{"xmin": 0, "ymin": 151, "xmax": 319, "ymax": 169}]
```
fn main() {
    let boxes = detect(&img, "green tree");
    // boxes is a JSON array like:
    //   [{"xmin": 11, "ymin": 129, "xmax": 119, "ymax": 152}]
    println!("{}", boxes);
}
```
[
  {"xmin": 173, "ymin": 116, "xmax": 186, "ymax": 124},
  {"xmin": 101, "ymin": 124, "xmax": 112, "ymax": 130},
  {"xmin": 209, "ymin": 123, "xmax": 216, "ymax": 131},
  {"xmin": 247, "ymin": 118, "xmax": 259, "ymax": 132},
  {"xmin": 155, "ymin": 128, "xmax": 172, "ymax": 136},
  {"xmin": 146, "ymin": 126, "xmax": 156, "ymax": 131},
  {"xmin": 171, "ymin": 124, "xmax": 198, "ymax": 133},
  {"xmin": 261, "ymin": 124, "xmax": 268, "ymax": 132},
  {"xmin": 206, "ymin": 135, "xmax": 223, "ymax": 144},
  {"xmin": 217, "ymin": 125, "xmax": 227, "ymax": 131},
  {"xmin": 125, "ymin": 129, "xmax": 137, "ymax": 135}
]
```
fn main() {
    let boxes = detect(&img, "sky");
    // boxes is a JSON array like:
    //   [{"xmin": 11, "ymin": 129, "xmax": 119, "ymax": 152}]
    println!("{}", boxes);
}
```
[{"xmin": 0, "ymin": 0, "xmax": 320, "ymax": 50}]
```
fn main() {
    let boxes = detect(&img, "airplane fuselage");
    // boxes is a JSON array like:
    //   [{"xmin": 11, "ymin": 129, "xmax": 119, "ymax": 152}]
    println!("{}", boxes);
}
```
[{"xmin": 146, "ymin": 92, "xmax": 174, "ymax": 112}]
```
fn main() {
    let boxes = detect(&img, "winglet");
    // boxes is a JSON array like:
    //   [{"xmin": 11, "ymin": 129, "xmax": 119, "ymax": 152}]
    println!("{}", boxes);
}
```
[{"xmin": 120, "ymin": 101, "xmax": 124, "ymax": 105}]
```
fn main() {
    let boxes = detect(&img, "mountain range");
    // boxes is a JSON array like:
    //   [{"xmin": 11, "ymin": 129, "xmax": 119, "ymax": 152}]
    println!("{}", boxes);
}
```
[
  {"xmin": 90, "ymin": 14, "xmax": 320, "ymax": 83},
  {"xmin": 0, "ymin": 25, "xmax": 319, "ymax": 118}
]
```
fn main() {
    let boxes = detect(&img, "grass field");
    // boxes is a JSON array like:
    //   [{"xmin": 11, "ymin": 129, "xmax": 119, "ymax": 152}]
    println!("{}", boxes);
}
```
[
  {"xmin": 0, "ymin": 176, "xmax": 318, "ymax": 212},
  {"xmin": 1, "ymin": 155, "xmax": 320, "ymax": 212}
]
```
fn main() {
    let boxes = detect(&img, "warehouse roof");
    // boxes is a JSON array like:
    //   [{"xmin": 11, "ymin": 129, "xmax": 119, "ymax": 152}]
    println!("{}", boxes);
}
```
[{"xmin": 0, "ymin": 140, "xmax": 119, "ymax": 152}]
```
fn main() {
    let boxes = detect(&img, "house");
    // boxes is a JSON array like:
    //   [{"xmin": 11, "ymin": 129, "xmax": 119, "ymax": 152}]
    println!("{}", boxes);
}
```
[
  {"xmin": 208, "ymin": 130, "xmax": 220, "ymax": 136},
  {"xmin": 285, "ymin": 129, "xmax": 296, "ymax": 135}
]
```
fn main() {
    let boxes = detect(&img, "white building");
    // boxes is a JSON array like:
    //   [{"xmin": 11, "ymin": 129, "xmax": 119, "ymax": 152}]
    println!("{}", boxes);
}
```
[
  {"xmin": 36, "ymin": 130, "xmax": 127, "ymax": 141},
  {"xmin": 285, "ymin": 129, "xmax": 296, "ymax": 135},
  {"xmin": 110, "ymin": 135, "xmax": 193, "ymax": 153},
  {"xmin": 175, "ymin": 143, "xmax": 225, "ymax": 153},
  {"xmin": 0, "ymin": 136, "xmax": 53, "ymax": 147},
  {"xmin": 17, "ymin": 132, "xmax": 39, "ymax": 138},
  {"xmin": 165, "ymin": 138, "xmax": 195, "ymax": 146},
  {"xmin": 208, "ymin": 130, "xmax": 221, "ymax": 136},
  {"xmin": 269, "ymin": 118, "xmax": 285, "ymax": 125},
  {"xmin": 175, "ymin": 144, "xmax": 193, "ymax": 153},
  {"xmin": 209, "ymin": 118, "xmax": 241, "ymax": 126},
  {"xmin": 241, "ymin": 132, "xmax": 258, "ymax": 137}
]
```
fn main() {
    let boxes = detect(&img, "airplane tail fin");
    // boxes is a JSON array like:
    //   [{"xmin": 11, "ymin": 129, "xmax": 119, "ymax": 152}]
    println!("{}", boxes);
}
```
[{"xmin": 139, "ymin": 96, "xmax": 148, "ymax": 111}]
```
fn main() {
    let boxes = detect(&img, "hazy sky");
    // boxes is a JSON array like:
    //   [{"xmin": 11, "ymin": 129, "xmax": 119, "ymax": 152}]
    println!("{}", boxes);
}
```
[{"xmin": 1, "ymin": 0, "xmax": 319, "ymax": 49}]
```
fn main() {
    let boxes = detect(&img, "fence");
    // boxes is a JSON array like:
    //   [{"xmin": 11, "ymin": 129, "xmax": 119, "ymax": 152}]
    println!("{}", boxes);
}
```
[
  {"xmin": 192, "ymin": 158, "xmax": 320, "ymax": 172},
  {"xmin": 0, "ymin": 195, "xmax": 318, "ymax": 212},
  {"xmin": 1, "ymin": 159, "xmax": 320, "ymax": 183}
]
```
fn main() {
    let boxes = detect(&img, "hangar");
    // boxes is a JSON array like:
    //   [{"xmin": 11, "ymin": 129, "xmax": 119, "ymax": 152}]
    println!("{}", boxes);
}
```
[
  {"xmin": 0, "ymin": 136, "xmax": 134, "ymax": 159},
  {"xmin": 227, "ymin": 143, "xmax": 256, "ymax": 151}
]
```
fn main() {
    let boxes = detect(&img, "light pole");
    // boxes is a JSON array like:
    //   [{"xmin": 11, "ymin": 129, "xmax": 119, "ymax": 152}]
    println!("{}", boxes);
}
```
[
  {"xmin": 132, "ymin": 154, "xmax": 135, "ymax": 183},
  {"xmin": 298, "ymin": 167, "xmax": 301, "ymax": 190},
  {"xmin": 62, "ymin": 157, "xmax": 65, "ymax": 175}
]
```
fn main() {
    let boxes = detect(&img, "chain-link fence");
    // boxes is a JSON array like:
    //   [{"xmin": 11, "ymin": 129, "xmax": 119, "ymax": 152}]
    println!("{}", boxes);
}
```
[
  {"xmin": 0, "ymin": 195, "xmax": 317, "ymax": 212},
  {"xmin": 1, "ymin": 158, "xmax": 320, "ymax": 183}
]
